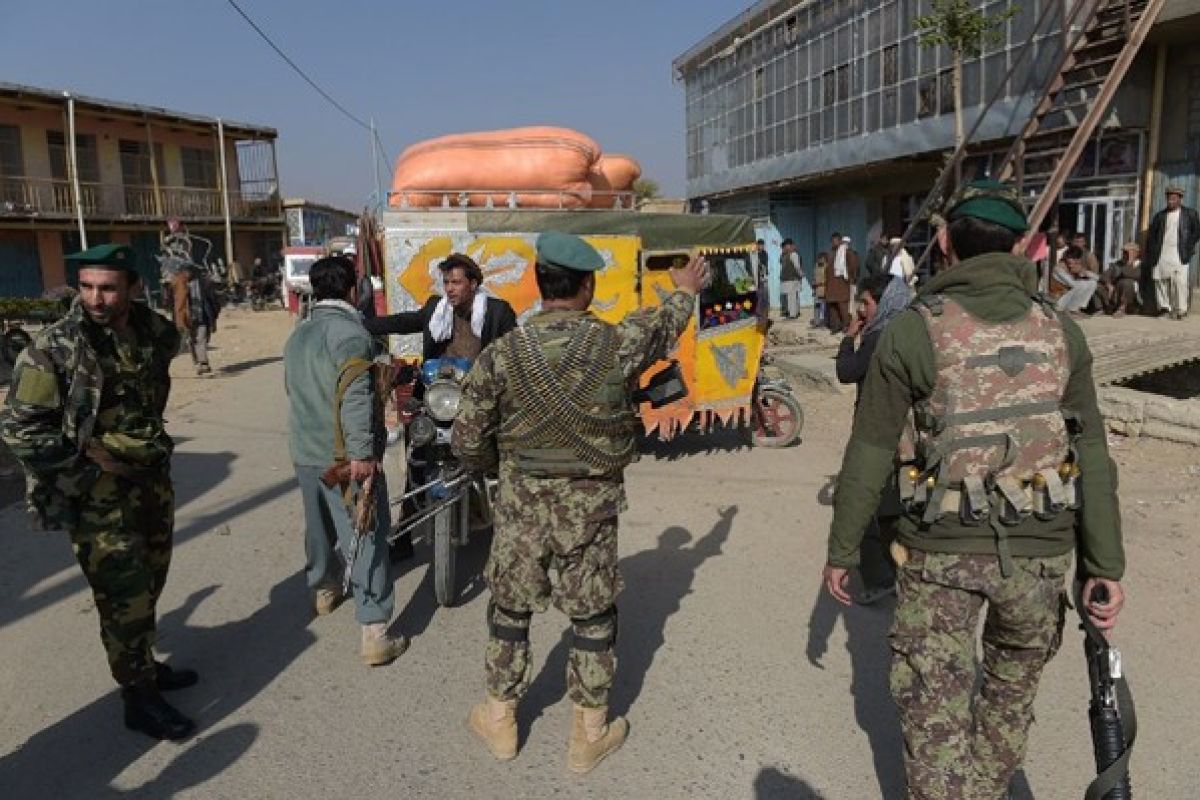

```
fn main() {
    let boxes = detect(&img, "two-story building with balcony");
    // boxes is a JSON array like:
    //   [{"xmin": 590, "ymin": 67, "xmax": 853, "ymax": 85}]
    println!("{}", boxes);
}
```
[
  {"xmin": 676, "ymin": 1, "xmax": 1200, "ymax": 304},
  {"xmin": 0, "ymin": 82, "xmax": 285, "ymax": 297}
]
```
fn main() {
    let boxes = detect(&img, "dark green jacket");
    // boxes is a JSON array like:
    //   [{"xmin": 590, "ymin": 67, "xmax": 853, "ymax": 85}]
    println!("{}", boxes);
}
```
[{"xmin": 826, "ymin": 252, "xmax": 1125, "ymax": 580}]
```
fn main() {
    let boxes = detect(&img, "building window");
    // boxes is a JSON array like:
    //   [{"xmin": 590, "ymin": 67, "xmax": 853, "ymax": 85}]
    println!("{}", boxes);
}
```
[
  {"xmin": 0, "ymin": 125, "xmax": 22, "ymax": 177},
  {"xmin": 118, "ymin": 140, "xmax": 165, "ymax": 187},
  {"xmin": 882, "ymin": 44, "xmax": 898, "ymax": 86},
  {"xmin": 181, "ymin": 146, "xmax": 218, "ymax": 189},
  {"xmin": 754, "ymin": 67, "xmax": 765, "ymax": 100},
  {"xmin": 822, "ymin": 69, "xmax": 836, "ymax": 107},
  {"xmin": 47, "ymin": 131, "xmax": 100, "ymax": 183},
  {"xmin": 918, "ymin": 76, "xmax": 937, "ymax": 119},
  {"xmin": 837, "ymin": 64, "xmax": 850, "ymax": 102},
  {"xmin": 939, "ymin": 68, "xmax": 956, "ymax": 116}
]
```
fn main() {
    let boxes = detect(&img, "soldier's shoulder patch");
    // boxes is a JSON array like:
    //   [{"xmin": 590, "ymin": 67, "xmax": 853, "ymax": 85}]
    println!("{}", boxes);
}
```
[{"xmin": 13, "ymin": 367, "xmax": 61, "ymax": 408}]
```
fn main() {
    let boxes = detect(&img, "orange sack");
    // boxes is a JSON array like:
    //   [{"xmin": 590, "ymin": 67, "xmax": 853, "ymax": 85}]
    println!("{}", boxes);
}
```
[
  {"xmin": 587, "ymin": 154, "xmax": 643, "ymax": 208},
  {"xmin": 391, "ymin": 126, "xmax": 601, "ymax": 208}
]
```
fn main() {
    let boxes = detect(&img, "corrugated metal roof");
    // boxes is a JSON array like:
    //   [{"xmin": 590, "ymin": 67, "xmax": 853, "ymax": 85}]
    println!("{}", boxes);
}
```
[{"xmin": 0, "ymin": 81, "xmax": 276, "ymax": 138}]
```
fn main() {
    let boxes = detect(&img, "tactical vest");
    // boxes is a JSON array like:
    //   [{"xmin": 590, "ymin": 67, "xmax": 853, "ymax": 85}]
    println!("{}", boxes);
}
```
[
  {"xmin": 899, "ymin": 295, "xmax": 1077, "ymax": 573},
  {"xmin": 497, "ymin": 319, "xmax": 635, "ymax": 478}
]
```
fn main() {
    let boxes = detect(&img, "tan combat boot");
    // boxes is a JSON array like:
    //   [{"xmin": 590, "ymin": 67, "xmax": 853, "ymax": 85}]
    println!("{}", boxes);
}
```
[
  {"xmin": 314, "ymin": 585, "xmax": 345, "ymax": 616},
  {"xmin": 468, "ymin": 696, "xmax": 519, "ymax": 761},
  {"xmin": 567, "ymin": 704, "xmax": 628, "ymax": 774},
  {"xmin": 360, "ymin": 623, "xmax": 409, "ymax": 666}
]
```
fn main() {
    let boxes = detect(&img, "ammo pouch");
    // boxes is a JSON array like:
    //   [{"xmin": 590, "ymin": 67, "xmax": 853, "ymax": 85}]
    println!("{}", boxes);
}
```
[{"xmin": 631, "ymin": 361, "xmax": 687, "ymax": 409}]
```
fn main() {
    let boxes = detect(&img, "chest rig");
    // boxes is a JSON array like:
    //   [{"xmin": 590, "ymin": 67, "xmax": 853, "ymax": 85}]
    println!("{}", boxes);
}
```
[
  {"xmin": 498, "ymin": 319, "xmax": 635, "ymax": 478},
  {"xmin": 898, "ymin": 295, "xmax": 1079, "ymax": 574}
]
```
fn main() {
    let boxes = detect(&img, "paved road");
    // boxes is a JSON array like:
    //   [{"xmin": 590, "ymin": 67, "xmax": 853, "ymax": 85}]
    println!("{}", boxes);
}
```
[{"xmin": 0, "ymin": 309, "xmax": 1194, "ymax": 798}]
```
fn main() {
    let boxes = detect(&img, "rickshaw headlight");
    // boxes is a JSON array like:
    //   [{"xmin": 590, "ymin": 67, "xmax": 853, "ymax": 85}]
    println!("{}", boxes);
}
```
[
  {"xmin": 409, "ymin": 415, "xmax": 437, "ymax": 447},
  {"xmin": 425, "ymin": 380, "xmax": 462, "ymax": 423}
]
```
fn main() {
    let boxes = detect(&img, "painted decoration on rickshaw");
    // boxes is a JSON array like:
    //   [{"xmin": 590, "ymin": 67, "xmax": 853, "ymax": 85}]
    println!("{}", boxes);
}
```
[
  {"xmin": 384, "ymin": 231, "xmax": 639, "ymax": 357},
  {"xmin": 638, "ymin": 250, "xmax": 764, "ymax": 439}
]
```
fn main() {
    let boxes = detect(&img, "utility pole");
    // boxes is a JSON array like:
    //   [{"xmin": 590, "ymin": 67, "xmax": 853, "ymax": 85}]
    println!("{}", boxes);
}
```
[{"xmin": 370, "ymin": 117, "xmax": 383, "ymax": 210}]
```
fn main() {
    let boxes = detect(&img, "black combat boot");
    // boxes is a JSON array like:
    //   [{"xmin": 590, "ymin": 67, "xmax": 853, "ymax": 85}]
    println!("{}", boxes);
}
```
[
  {"xmin": 122, "ymin": 681, "xmax": 196, "ymax": 740},
  {"xmin": 155, "ymin": 661, "xmax": 200, "ymax": 691}
]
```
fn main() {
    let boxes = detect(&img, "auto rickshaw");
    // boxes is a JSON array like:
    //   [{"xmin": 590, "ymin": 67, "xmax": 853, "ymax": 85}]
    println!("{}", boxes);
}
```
[{"xmin": 376, "ymin": 209, "xmax": 803, "ymax": 605}]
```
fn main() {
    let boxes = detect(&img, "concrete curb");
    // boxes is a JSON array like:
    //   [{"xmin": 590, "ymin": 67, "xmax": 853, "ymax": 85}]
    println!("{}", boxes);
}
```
[{"xmin": 1099, "ymin": 386, "xmax": 1200, "ymax": 446}]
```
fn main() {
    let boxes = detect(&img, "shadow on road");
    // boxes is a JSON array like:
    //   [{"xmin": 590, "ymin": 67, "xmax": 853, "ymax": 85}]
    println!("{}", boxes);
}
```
[
  {"xmin": 217, "ymin": 355, "xmax": 282, "ymax": 377},
  {"xmin": 755, "ymin": 767, "xmax": 828, "ymax": 799},
  {"xmin": 638, "ymin": 428, "xmax": 751, "ymax": 461},
  {"xmin": 806, "ymin": 585, "xmax": 903, "ymax": 799},
  {"xmin": 0, "ymin": 574, "xmax": 313, "ymax": 796},
  {"xmin": 393, "ymin": 526, "xmax": 491, "ymax": 640},
  {"xmin": 0, "ymin": 464, "xmax": 295, "ymax": 635},
  {"xmin": 516, "ymin": 506, "xmax": 737, "ymax": 738}
]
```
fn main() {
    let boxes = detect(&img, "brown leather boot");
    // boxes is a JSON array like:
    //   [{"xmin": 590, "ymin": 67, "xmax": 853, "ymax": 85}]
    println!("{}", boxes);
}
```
[
  {"xmin": 360, "ymin": 623, "xmax": 408, "ymax": 666},
  {"xmin": 468, "ymin": 696, "xmax": 518, "ymax": 761},
  {"xmin": 567, "ymin": 704, "xmax": 628, "ymax": 774}
]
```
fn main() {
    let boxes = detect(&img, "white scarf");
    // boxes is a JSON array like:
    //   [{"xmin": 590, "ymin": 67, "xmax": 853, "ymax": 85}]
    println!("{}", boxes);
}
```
[
  {"xmin": 428, "ymin": 292, "xmax": 486, "ymax": 343},
  {"xmin": 833, "ymin": 243, "xmax": 849, "ymax": 280}
]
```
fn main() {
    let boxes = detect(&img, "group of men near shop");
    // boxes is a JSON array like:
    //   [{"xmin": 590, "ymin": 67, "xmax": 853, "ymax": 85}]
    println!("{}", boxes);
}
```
[
  {"xmin": 1, "ymin": 180, "xmax": 1131, "ymax": 794},
  {"xmin": 1049, "ymin": 185, "xmax": 1200, "ymax": 319}
]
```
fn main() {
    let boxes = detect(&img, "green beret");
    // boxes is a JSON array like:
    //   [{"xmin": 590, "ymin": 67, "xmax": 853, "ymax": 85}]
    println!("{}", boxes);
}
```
[
  {"xmin": 64, "ymin": 243, "xmax": 141, "ymax": 275},
  {"xmin": 535, "ymin": 231, "xmax": 604, "ymax": 273},
  {"xmin": 945, "ymin": 179, "xmax": 1029, "ymax": 234}
]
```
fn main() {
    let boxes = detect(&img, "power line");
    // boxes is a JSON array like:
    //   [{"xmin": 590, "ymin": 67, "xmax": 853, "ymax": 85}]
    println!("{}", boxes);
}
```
[{"xmin": 224, "ymin": 0, "xmax": 371, "ymax": 132}]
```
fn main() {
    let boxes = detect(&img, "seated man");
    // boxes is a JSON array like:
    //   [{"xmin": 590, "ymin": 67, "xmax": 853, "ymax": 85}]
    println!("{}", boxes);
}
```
[
  {"xmin": 1052, "ymin": 246, "xmax": 1099, "ymax": 315},
  {"xmin": 365, "ymin": 253, "xmax": 518, "ymax": 363},
  {"xmin": 1098, "ymin": 242, "xmax": 1141, "ymax": 317}
]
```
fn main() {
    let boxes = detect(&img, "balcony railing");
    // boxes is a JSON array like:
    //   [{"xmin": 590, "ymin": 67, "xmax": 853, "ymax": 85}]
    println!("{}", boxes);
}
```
[{"xmin": 0, "ymin": 176, "xmax": 281, "ymax": 221}]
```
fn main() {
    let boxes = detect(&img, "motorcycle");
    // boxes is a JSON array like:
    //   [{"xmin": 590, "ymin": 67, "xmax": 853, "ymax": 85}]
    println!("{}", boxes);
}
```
[
  {"xmin": 249, "ymin": 271, "xmax": 282, "ymax": 311},
  {"xmin": 388, "ymin": 357, "xmax": 493, "ymax": 607}
]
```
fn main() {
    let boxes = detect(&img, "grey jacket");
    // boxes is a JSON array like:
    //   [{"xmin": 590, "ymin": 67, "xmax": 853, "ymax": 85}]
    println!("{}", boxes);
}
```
[{"xmin": 284, "ymin": 301, "xmax": 382, "ymax": 467}]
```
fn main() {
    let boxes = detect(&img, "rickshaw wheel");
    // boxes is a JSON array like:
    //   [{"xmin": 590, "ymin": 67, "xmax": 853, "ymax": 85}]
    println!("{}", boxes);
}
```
[
  {"xmin": 751, "ymin": 388, "xmax": 803, "ymax": 448},
  {"xmin": 432, "ymin": 504, "xmax": 457, "ymax": 607}
]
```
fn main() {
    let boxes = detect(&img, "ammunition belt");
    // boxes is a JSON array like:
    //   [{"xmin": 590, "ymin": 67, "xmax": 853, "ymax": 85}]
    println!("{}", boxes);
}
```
[
  {"xmin": 501, "ymin": 322, "xmax": 635, "ymax": 474},
  {"xmin": 900, "ymin": 462, "xmax": 1080, "ymax": 526}
]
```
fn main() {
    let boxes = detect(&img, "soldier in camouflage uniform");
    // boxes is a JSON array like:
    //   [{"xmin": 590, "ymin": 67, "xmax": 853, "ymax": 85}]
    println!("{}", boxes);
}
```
[
  {"xmin": 822, "ymin": 181, "xmax": 1127, "ymax": 799},
  {"xmin": 0, "ymin": 244, "xmax": 197, "ymax": 741},
  {"xmin": 453, "ymin": 232, "xmax": 706, "ymax": 773}
]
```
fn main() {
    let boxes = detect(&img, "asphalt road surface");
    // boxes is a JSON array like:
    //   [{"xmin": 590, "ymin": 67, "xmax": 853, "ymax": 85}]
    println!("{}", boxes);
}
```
[{"xmin": 0, "ymin": 308, "xmax": 1195, "ymax": 799}]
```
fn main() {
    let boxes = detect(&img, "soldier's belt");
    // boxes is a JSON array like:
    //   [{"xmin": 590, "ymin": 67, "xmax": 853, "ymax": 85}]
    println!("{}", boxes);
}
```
[{"xmin": 901, "ymin": 463, "xmax": 1080, "ymax": 525}]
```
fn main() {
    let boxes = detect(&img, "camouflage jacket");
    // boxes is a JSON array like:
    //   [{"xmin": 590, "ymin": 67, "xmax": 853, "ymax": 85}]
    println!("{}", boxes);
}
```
[
  {"xmin": 827, "ymin": 253, "xmax": 1125, "ymax": 580},
  {"xmin": 0, "ymin": 300, "xmax": 179, "ymax": 530},
  {"xmin": 453, "ymin": 291, "xmax": 694, "ymax": 525}
]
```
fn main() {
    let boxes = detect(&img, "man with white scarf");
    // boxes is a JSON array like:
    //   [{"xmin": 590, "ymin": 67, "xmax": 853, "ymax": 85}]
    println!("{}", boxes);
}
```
[{"xmin": 366, "ymin": 253, "xmax": 518, "ymax": 366}]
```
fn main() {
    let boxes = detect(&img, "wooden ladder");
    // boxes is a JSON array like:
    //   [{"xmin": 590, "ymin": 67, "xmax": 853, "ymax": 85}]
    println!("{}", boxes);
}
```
[{"xmin": 997, "ymin": 0, "xmax": 1166, "ymax": 231}]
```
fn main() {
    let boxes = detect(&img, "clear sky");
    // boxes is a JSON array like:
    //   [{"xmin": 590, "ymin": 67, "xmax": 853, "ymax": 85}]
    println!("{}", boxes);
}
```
[{"xmin": 1, "ymin": 0, "xmax": 740, "ymax": 211}]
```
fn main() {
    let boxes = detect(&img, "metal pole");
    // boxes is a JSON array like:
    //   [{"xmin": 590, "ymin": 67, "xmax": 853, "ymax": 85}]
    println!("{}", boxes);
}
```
[
  {"xmin": 145, "ymin": 119, "xmax": 163, "ymax": 217},
  {"xmin": 371, "ymin": 117, "xmax": 382, "ymax": 209},
  {"xmin": 65, "ymin": 92, "xmax": 87, "ymax": 249},
  {"xmin": 216, "ymin": 118, "xmax": 235, "ymax": 285},
  {"xmin": 1139, "ymin": 43, "xmax": 1168, "ymax": 236}
]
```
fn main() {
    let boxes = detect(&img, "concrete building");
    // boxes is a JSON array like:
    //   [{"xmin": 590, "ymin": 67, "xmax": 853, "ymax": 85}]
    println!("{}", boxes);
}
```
[
  {"xmin": 0, "ymin": 82, "xmax": 284, "ymax": 296},
  {"xmin": 675, "ymin": 1, "xmax": 1200, "ymax": 304},
  {"xmin": 283, "ymin": 198, "xmax": 358, "ymax": 247}
]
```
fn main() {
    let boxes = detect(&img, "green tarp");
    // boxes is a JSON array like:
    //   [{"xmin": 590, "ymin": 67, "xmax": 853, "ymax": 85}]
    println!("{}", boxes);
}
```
[{"xmin": 462, "ymin": 210, "xmax": 756, "ymax": 251}]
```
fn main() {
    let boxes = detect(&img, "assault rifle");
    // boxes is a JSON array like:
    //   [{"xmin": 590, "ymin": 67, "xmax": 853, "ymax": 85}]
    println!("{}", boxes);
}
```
[
  {"xmin": 1075, "ymin": 582, "xmax": 1136, "ymax": 800},
  {"xmin": 320, "ymin": 463, "xmax": 378, "ymax": 595}
]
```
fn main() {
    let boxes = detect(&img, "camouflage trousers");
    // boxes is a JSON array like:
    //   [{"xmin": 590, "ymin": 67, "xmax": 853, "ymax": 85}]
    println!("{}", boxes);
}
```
[
  {"xmin": 890, "ymin": 549, "xmax": 1071, "ymax": 800},
  {"xmin": 485, "ymin": 515, "xmax": 621, "ymax": 709},
  {"xmin": 68, "ymin": 471, "xmax": 174, "ymax": 687}
]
